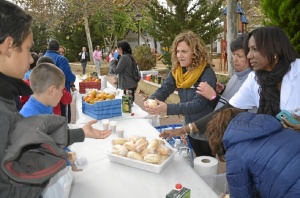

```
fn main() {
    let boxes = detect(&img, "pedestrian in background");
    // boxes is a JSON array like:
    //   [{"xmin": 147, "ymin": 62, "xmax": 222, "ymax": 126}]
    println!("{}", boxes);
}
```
[
  {"xmin": 79, "ymin": 46, "xmax": 89, "ymax": 75},
  {"xmin": 93, "ymin": 45, "xmax": 102, "ymax": 77},
  {"xmin": 59, "ymin": 46, "xmax": 66, "ymax": 56}
]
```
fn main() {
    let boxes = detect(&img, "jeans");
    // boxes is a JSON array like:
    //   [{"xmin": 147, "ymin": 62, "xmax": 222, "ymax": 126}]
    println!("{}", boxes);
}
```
[
  {"xmin": 94, "ymin": 59, "xmax": 101, "ymax": 77},
  {"xmin": 81, "ymin": 61, "xmax": 87, "ymax": 75}
]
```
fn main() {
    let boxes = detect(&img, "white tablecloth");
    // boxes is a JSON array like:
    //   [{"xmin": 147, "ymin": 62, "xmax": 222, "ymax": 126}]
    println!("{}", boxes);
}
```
[{"xmin": 68, "ymin": 119, "xmax": 218, "ymax": 198}]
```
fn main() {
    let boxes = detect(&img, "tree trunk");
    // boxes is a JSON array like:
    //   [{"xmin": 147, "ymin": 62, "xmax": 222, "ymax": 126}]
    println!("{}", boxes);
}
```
[
  {"xmin": 226, "ymin": 0, "xmax": 238, "ymax": 77},
  {"xmin": 83, "ymin": 2, "xmax": 94, "ymax": 63}
]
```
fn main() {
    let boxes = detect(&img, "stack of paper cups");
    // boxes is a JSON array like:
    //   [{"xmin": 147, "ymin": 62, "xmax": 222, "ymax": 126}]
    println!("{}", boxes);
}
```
[
  {"xmin": 101, "ymin": 75, "xmax": 107, "ymax": 89},
  {"xmin": 193, "ymin": 156, "xmax": 218, "ymax": 177}
]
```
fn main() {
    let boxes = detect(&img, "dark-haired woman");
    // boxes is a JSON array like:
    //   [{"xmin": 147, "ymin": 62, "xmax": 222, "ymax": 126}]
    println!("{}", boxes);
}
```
[
  {"xmin": 159, "ymin": 26, "xmax": 300, "ymax": 143},
  {"xmin": 113, "ymin": 40, "xmax": 138, "ymax": 101}
]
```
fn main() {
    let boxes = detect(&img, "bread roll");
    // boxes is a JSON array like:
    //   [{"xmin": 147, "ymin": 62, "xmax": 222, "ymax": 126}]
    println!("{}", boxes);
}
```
[
  {"xmin": 128, "ymin": 135, "xmax": 146, "ymax": 144},
  {"xmin": 147, "ymin": 139, "xmax": 159, "ymax": 153},
  {"xmin": 140, "ymin": 148, "xmax": 149, "ymax": 157},
  {"xmin": 68, "ymin": 152, "xmax": 76, "ymax": 163},
  {"xmin": 127, "ymin": 151, "xmax": 143, "ymax": 161},
  {"xmin": 112, "ymin": 145, "xmax": 128, "ymax": 157},
  {"xmin": 156, "ymin": 144, "xmax": 172, "ymax": 155},
  {"xmin": 144, "ymin": 153, "xmax": 161, "ymax": 164},
  {"xmin": 135, "ymin": 139, "xmax": 148, "ymax": 153},
  {"xmin": 112, "ymin": 138, "xmax": 126, "ymax": 145},
  {"xmin": 124, "ymin": 141, "xmax": 136, "ymax": 151}
]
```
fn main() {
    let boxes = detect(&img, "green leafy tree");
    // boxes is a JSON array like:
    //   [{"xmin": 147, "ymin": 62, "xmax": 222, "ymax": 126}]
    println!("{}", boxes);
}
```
[
  {"xmin": 261, "ymin": 0, "xmax": 300, "ymax": 54},
  {"xmin": 146, "ymin": 0, "xmax": 223, "ymax": 68},
  {"xmin": 133, "ymin": 45, "xmax": 156, "ymax": 70}
]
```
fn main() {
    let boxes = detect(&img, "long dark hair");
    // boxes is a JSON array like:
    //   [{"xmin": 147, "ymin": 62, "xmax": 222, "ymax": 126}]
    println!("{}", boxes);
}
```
[
  {"xmin": 244, "ymin": 26, "xmax": 298, "ymax": 116},
  {"xmin": 117, "ymin": 40, "xmax": 132, "ymax": 54}
]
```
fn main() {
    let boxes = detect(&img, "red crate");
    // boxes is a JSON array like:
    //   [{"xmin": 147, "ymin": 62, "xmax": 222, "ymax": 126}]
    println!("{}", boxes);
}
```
[{"xmin": 79, "ymin": 81, "xmax": 101, "ymax": 94}]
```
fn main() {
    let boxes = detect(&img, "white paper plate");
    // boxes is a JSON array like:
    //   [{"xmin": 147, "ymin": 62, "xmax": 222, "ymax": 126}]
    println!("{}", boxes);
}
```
[{"xmin": 106, "ymin": 150, "xmax": 175, "ymax": 173}]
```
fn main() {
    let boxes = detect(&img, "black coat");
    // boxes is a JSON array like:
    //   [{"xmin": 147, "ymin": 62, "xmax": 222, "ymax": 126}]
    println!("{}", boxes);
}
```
[{"xmin": 79, "ymin": 51, "xmax": 89, "ymax": 62}]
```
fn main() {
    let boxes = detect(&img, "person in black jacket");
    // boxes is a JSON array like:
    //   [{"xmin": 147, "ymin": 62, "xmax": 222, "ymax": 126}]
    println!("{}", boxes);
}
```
[
  {"xmin": 0, "ymin": 1, "xmax": 111, "ymax": 197},
  {"xmin": 79, "ymin": 46, "xmax": 89, "ymax": 75}
]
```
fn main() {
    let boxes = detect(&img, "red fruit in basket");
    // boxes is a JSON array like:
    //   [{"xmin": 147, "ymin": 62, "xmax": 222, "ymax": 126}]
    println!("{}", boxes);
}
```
[{"xmin": 131, "ymin": 113, "xmax": 134, "ymax": 116}]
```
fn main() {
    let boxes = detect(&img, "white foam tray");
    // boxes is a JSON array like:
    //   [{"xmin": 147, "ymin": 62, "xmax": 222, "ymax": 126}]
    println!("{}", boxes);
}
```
[{"xmin": 107, "ymin": 150, "xmax": 175, "ymax": 173}]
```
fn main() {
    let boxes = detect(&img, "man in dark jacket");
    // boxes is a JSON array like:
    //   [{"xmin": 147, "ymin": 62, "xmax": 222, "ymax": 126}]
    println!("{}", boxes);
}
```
[
  {"xmin": 79, "ymin": 46, "xmax": 89, "ymax": 75},
  {"xmin": 44, "ymin": 39, "xmax": 76, "ymax": 123}
]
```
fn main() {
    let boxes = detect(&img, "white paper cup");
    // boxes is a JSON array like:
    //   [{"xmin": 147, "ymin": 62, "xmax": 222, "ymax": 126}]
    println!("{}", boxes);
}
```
[
  {"xmin": 102, "ymin": 119, "xmax": 109, "ymax": 130},
  {"xmin": 116, "ymin": 128, "xmax": 124, "ymax": 138},
  {"xmin": 109, "ymin": 121, "xmax": 117, "ymax": 134}
]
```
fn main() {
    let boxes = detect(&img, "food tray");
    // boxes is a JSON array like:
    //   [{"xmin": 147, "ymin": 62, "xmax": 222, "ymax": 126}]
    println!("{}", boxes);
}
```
[{"xmin": 106, "ymin": 149, "xmax": 175, "ymax": 173}]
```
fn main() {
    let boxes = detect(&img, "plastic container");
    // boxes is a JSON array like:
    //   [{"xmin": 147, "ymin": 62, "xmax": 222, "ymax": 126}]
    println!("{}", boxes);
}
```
[
  {"xmin": 79, "ymin": 81, "xmax": 101, "ymax": 94},
  {"xmin": 82, "ymin": 98, "xmax": 122, "ymax": 119},
  {"xmin": 155, "ymin": 124, "xmax": 194, "ymax": 165},
  {"xmin": 106, "ymin": 149, "xmax": 175, "ymax": 173},
  {"xmin": 175, "ymin": 139, "xmax": 194, "ymax": 168},
  {"xmin": 201, "ymin": 173, "xmax": 229, "ymax": 196}
]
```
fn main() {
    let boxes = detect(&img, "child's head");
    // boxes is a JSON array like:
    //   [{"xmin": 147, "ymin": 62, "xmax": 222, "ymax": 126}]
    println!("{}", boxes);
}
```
[
  {"xmin": 30, "ymin": 63, "xmax": 66, "ymax": 107},
  {"xmin": 0, "ymin": 0, "xmax": 34, "ymax": 79},
  {"xmin": 206, "ymin": 108, "xmax": 245, "ymax": 161},
  {"xmin": 30, "ymin": 52, "xmax": 39, "ymax": 70},
  {"xmin": 37, "ymin": 56, "xmax": 54, "ymax": 65}
]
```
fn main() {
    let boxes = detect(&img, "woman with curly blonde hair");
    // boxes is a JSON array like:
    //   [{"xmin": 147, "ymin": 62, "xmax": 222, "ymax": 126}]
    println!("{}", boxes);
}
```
[
  {"xmin": 171, "ymin": 31, "xmax": 209, "ymax": 71},
  {"xmin": 144, "ymin": 31, "xmax": 217, "ymax": 156}
]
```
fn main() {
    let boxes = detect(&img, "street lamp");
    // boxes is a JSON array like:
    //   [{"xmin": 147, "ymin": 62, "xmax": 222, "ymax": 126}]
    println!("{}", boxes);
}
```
[{"xmin": 136, "ymin": 13, "xmax": 142, "ymax": 46}]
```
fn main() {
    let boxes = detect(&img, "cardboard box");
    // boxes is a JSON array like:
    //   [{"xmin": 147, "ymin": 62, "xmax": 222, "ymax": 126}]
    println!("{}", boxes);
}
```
[{"xmin": 166, "ymin": 187, "xmax": 190, "ymax": 198}]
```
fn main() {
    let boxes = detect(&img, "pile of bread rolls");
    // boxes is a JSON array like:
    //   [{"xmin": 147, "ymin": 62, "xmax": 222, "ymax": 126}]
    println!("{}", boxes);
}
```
[{"xmin": 111, "ymin": 135, "xmax": 173, "ymax": 164}]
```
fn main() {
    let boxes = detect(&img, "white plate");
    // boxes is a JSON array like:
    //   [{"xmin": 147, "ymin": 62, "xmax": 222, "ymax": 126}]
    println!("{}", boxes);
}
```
[{"xmin": 106, "ymin": 150, "xmax": 175, "ymax": 173}]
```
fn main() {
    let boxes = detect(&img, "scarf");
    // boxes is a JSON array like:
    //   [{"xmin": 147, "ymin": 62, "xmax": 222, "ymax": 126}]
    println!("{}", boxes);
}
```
[
  {"xmin": 0, "ymin": 72, "xmax": 33, "ymax": 100},
  {"xmin": 172, "ymin": 63, "xmax": 207, "ymax": 88}
]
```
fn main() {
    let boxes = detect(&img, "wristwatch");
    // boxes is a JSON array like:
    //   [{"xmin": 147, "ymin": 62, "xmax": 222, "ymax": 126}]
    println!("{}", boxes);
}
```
[{"xmin": 188, "ymin": 123, "xmax": 194, "ymax": 136}]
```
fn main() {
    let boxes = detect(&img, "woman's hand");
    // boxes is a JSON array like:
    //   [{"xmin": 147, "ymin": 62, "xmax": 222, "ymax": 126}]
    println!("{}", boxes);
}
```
[
  {"xmin": 216, "ymin": 82, "xmax": 225, "ymax": 94},
  {"xmin": 159, "ymin": 127, "xmax": 185, "ymax": 140},
  {"xmin": 144, "ymin": 99, "xmax": 167, "ymax": 115},
  {"xmin": 196, "ymin": 81, "xmax": 216, "ymax": 100},
  {"xmin": 281, "ymin": 114, "xmax": 300, "ymax": 131},
  {"xmin": 82, "ymin": 120, "xmax": 112, "ymax": 139}
]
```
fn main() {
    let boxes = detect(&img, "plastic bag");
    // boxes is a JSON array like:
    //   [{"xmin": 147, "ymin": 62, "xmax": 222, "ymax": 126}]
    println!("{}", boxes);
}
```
[{"xmin": 42, "ymin": 166, "xmax": 73, "ymax": 198}]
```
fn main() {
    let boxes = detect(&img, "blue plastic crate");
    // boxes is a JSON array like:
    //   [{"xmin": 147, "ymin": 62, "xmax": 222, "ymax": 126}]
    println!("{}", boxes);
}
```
[{"xmin": 82, "ymin": 99, "xmax": 122, "ymax": 120}]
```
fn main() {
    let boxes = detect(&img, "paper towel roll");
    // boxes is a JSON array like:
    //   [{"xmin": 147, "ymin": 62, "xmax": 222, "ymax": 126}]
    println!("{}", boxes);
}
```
[{"xmin": 193, "ymin": 156, "xmax": 218, "ymax": 177}]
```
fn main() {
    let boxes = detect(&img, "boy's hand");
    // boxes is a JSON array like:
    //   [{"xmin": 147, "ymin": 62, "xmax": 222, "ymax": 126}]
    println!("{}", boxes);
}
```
[{"xmin": 82, "ymin": 120, "xmax": 112, "ymax": 139}]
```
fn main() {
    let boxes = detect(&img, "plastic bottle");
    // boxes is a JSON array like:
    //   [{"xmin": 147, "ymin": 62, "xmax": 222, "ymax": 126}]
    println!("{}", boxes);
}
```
[{"xmin": 174, "ymin": 139, "xmax": 194, "ymax": 168}]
